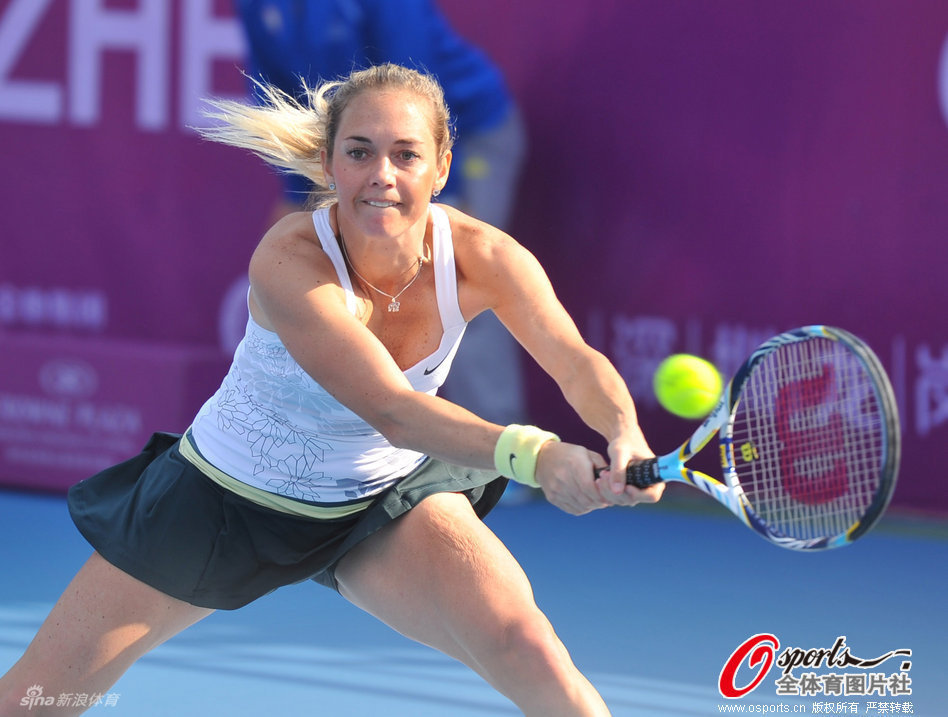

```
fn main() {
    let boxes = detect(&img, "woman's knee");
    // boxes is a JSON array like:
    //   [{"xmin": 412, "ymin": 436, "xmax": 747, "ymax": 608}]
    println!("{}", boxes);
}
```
[{"xmin": 476, "ymin": 608, "xmax": 572, "ymax": 682}]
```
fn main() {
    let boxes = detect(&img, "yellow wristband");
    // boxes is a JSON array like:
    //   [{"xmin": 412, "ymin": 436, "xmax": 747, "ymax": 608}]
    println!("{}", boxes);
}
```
[{"xmin": 493, "ymin": 424, "xmax": 560, "ymax": 488}]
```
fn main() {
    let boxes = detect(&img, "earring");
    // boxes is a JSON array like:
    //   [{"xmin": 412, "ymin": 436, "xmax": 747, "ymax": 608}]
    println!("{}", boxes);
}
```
[
  {"xmin": 432, "ymin": 188, "xmax": 441, "ymax": 198},
  {"xmin": 328, "ymin": 182, "xmax": 336, "ymax": 191}
]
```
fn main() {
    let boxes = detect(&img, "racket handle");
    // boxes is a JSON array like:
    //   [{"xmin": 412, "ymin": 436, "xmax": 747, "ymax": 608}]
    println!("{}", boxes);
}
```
[{"xmin": 625, "ymin": 458, "xmax": 663, "ymax": 488}]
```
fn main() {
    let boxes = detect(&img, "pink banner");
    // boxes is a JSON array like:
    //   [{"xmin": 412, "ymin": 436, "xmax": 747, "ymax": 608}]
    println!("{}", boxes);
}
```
[
  {"xmin": 0, "ymin": 333, "xmax": 225, "ymax": 492},
  {"xmin": 1, "ymin": 0, "xmax": 947, "ymax": 513}
]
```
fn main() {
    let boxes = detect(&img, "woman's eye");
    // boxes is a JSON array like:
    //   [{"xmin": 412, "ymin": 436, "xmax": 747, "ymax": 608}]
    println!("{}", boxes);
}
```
[{"xmin": 347, "ymin": 148, "xmax": 367, "ymax": 160}]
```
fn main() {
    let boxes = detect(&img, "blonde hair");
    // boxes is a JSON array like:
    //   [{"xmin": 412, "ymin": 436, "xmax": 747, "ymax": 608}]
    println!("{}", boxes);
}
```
[{"xmin": 198, "ymin": 63, "xmax": 454, "ymax": 209}]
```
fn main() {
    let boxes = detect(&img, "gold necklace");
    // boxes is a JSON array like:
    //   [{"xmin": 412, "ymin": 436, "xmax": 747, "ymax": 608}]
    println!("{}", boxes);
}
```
[{"xmin": 338, "ymin": 232, "xmax": 424, "ymax": 313}]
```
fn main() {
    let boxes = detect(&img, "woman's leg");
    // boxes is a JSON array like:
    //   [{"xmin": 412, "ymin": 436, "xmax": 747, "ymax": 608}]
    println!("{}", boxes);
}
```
[
  {"xmin": 0, "ymin": 552, "xmax": 213, "ymax": 717},
  {"xmin": 335, "ymin": 492, "xmax": 611, "ymax": 717}
]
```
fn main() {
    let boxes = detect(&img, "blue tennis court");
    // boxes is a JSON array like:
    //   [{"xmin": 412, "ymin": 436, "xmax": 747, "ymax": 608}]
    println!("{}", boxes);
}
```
[{"xmin": 1, "ymin": 487, "xmax": 945, "ymax": 715}]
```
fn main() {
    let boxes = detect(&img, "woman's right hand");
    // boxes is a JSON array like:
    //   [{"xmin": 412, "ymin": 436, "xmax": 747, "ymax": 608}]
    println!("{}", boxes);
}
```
[
  {"xmin": 534, "ymin": 440, "xmax": 663, "ymax": 515},
  {"xmin": 533, "ymin": 441, "xmax": 611, "ymax": 515}
]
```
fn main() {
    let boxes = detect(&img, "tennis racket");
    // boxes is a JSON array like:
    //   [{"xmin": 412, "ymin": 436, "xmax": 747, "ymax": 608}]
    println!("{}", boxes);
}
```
[{"xmin": 626, "ymin": 325, "xmax": 900, "ymax": 550}]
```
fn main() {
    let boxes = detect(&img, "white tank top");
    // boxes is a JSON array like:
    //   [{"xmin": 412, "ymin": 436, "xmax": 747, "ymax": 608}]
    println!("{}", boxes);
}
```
[{"xmin": 190, "ymin": 205, "xmax": 467, "ymax": 504}]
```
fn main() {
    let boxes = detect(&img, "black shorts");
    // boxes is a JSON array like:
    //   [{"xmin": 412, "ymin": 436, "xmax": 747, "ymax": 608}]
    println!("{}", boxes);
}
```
[{"xmin": 68, "ymin": 432, "xmax": 506, "ymax": 610}]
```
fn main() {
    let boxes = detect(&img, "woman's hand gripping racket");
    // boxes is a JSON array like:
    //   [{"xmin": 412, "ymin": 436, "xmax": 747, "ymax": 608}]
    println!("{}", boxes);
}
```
[{"xmin": 626, "ymin": 326, "xmax": 900, "ymax": 550}]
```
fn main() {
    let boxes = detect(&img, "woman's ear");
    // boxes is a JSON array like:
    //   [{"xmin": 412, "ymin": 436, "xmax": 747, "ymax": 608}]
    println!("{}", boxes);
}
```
[
  {"xmin": 320, "ymin": 146, "xmax": 334, "ymax": 189},
  {"xmin": 435, "ymin": 150, "xmax": 452, "ymax": 196}
]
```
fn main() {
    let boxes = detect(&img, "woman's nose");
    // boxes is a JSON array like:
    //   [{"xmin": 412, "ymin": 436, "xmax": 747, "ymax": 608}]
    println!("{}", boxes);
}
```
[{"xmin": 370, "ymin": 156, "xmax": 396, "ymax": 185}]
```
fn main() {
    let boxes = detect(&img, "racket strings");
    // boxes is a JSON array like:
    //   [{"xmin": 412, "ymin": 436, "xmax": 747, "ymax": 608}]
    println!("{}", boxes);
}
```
[{"xmin": 730, "ymin": 337, "xmax": 886, "ymax": 541}]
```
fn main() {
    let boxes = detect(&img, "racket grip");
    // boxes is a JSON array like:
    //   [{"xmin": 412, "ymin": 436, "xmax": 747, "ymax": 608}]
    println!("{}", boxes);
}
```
[{"xmin": 625, "ymin": 458, "xmax": 663, "ymax": 488}]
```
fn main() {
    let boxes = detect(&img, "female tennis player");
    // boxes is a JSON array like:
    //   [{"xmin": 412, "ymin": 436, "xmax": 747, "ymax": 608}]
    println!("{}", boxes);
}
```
[{"xmin": 0, "ymin": 64, "xmax": 662, "ymax": 716}]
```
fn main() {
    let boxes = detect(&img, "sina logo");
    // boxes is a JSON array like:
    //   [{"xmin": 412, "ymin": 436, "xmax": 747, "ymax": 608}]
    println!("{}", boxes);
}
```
[{"xmin": 20, "ymin": 685, "xmax": 55, "ymax": 710}]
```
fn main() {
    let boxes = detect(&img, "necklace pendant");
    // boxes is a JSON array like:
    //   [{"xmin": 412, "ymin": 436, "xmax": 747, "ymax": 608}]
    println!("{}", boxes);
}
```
[{"xmin": 387, "ymin": 300, "xmax": 400, "ymax": 312}]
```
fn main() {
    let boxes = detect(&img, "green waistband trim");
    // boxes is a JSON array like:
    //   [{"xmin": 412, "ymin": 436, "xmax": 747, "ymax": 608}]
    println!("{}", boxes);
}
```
[{"xmin": 179, "ymin": 431, "xmax": 373, "ymax": 519}]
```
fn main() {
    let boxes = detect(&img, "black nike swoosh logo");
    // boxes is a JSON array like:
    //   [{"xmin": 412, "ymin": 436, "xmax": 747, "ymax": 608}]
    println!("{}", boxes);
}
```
[
  {"xmin": 508, "ymin": 453, "xmax": 517, "ymax": 474},
  {"xmin": 423, "ymin": 353, "xmax": 449, "ymax": 375}
]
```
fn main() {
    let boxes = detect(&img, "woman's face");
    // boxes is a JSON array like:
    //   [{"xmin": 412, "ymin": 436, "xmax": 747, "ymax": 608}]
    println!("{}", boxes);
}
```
[{"xmin": 325, "ymin": 88, "xmax": 450, "ymax": 240}]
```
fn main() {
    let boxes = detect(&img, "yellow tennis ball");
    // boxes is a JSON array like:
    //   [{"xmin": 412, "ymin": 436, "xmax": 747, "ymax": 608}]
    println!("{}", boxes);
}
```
[{"xmin": 653, "ymin": 354, "xmax": 723, "ymax": 419}]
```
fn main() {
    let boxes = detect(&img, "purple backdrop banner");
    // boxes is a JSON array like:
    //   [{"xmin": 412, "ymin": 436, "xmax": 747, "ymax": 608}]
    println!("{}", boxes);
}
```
[{"xmin": 1, "ymin": 0, "xmax": 947, "ymax": 513}]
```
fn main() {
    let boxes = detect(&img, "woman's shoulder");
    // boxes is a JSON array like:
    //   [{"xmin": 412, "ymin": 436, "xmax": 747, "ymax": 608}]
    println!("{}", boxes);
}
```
[
  {"xmin": 436, "ymin": 205, "xmax": 536, "ymax": 306},
  {"xmin": 256, "ymin": 211, "xmax": 325, "ymax": 256},
  {"xmin": 250, "ymin": 210, "xmax": 336, "ymax": 283},
  {"xmin": 247, "ymin": 210, "xmax": 348, "ymax": 331},
  {"xmin": 435, "ymin": 203, "xmax": 511, "ymax": 255}
]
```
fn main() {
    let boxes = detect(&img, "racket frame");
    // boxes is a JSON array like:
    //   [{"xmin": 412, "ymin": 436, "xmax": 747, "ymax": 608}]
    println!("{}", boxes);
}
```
[{"xmin": 634, "ymin": 325, "xmax": 900, "ymax": 551}]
